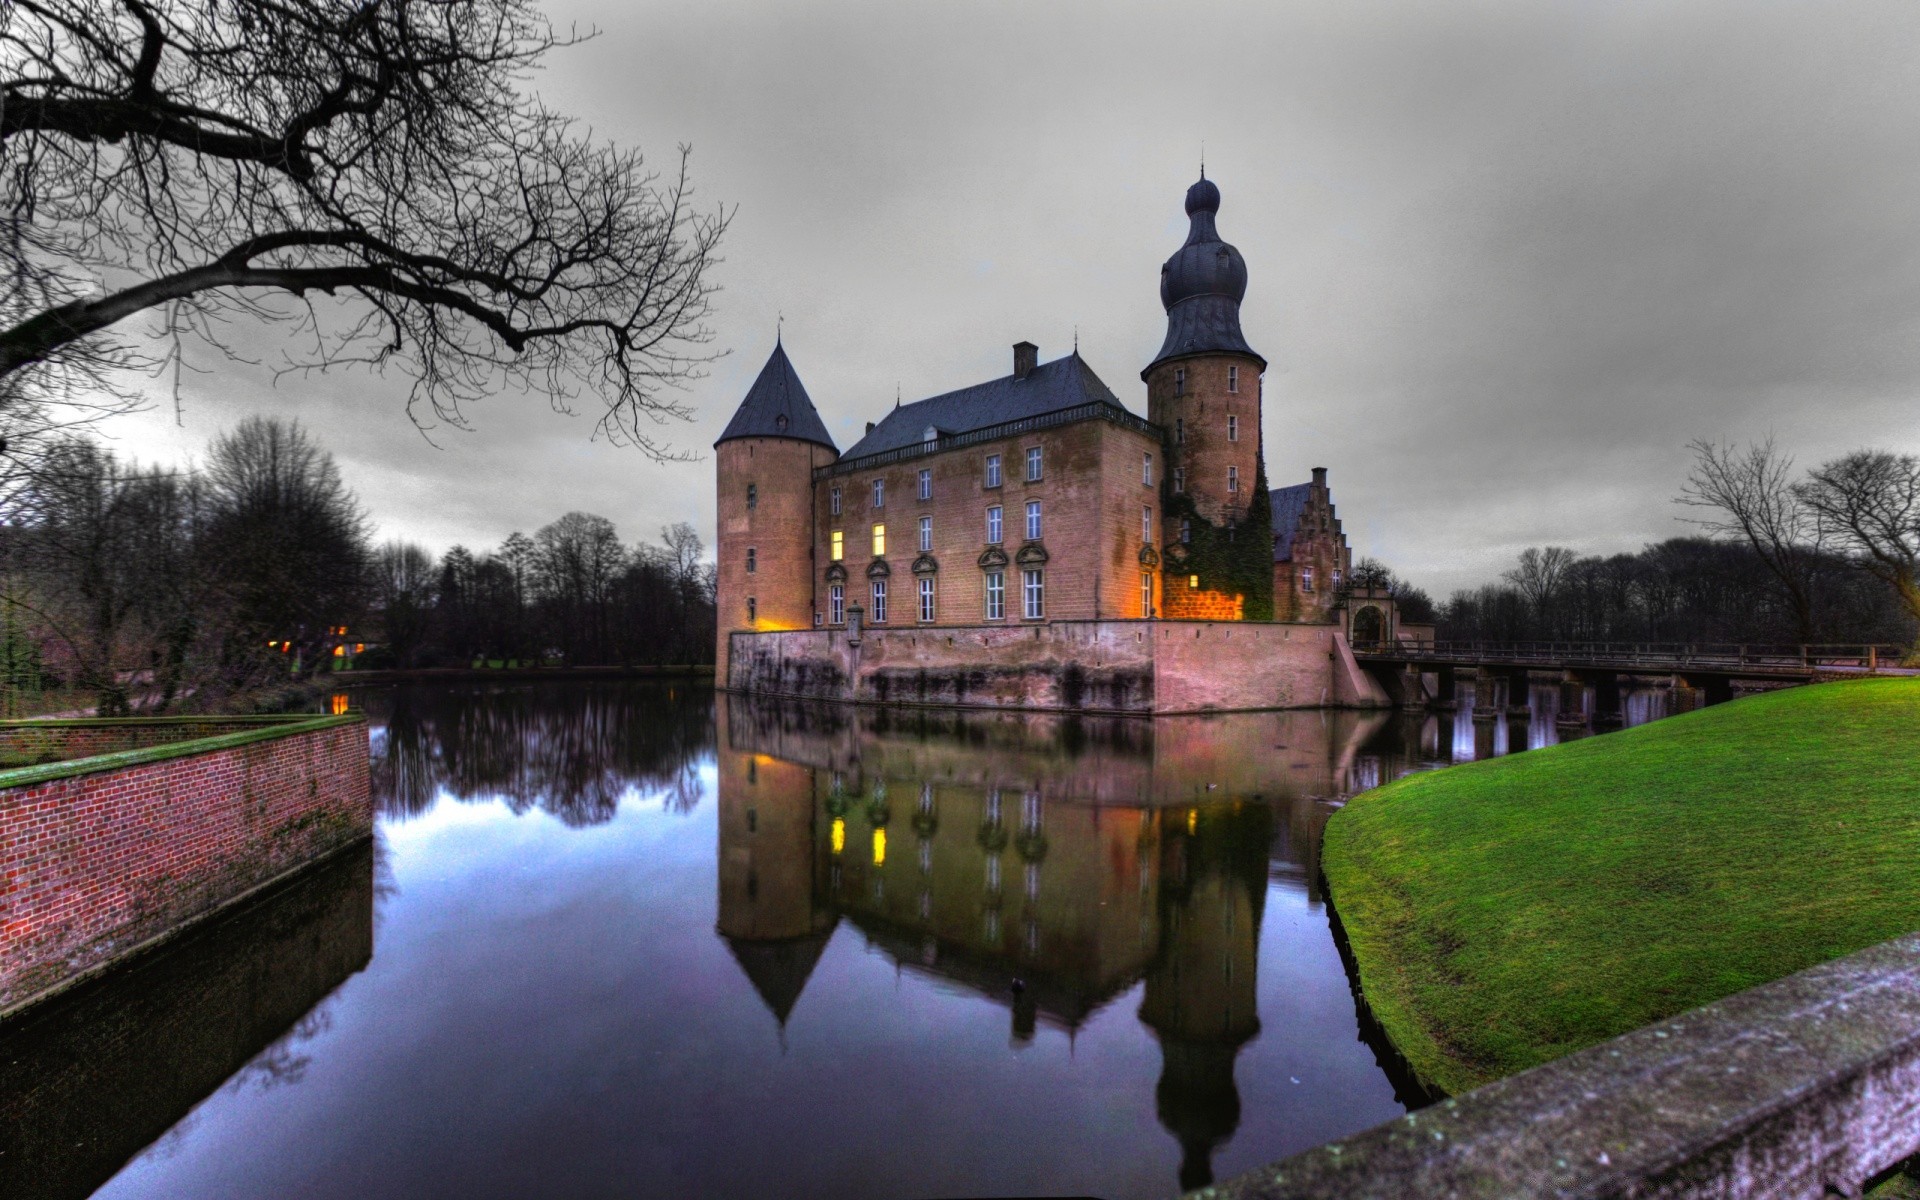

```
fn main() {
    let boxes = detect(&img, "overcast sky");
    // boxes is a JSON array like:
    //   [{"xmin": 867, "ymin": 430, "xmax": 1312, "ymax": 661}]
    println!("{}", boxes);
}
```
[{"xmin": 106, "ymin": 0, "xmax": 1920, "ymax": 596}]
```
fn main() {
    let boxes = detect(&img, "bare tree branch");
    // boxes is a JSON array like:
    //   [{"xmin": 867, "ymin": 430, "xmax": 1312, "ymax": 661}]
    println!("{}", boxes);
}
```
[
  {"xmin": 1677, "ymin": 438, "xmax": 1825, "ymax": 642},
  {"xmin": 0, "ymin": 0, "xmax": 729, "ymax": 462}
]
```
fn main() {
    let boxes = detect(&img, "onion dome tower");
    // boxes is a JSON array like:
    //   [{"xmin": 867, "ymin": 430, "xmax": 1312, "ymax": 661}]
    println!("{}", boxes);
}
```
[
  {"xmin": 1147, "ymin": 176, "xmax": 1273, "ymax": 620},
  {"xmin": 714, "ymin": 336, "xmax": 838, "ymax": 683}
]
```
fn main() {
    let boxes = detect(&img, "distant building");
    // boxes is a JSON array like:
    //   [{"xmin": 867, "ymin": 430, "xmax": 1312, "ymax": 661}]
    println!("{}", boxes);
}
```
[{"xmin": 715, "ymin": 177, "xmax": 1377, "ymax": 712}]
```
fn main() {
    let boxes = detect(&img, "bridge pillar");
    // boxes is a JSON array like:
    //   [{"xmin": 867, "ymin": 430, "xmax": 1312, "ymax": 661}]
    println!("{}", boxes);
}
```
[
  {"xmin": 1557, "ymin": 676, "xmax": 1587, "ymax": 726},
  {"xmin": 1367, "ymin": 664, "xmax": 1431, "ymax": 710},
  {"xmin": 1472, "ymin": 669, "xmax": 1504, "ymax": 717},
  {"xmin": 1668, "ymin": 674, "xmax": 1703, "ymax": 714},
  {"xmin": 1433, "ymin": 665, "xmax": 1458, "ymax": 710}
]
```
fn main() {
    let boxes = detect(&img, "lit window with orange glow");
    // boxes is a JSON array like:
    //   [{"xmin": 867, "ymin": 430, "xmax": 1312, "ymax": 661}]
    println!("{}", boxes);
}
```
[
  {"xmin": 830, "ymin": 531, "xmax": 844, "ymax": 561},
  {"xmin": 1187, "ymin": 809, "xmax": 1198, "ymax": 834},
  {"xmin": 872, "ymin": 524, "xmax": 886, "ymax": 557},
  {"xmin": 330, "ymin": 694, "xmax": 349, "ymax": 715},
  {"xmin": 872, "ymin": 827, "xmax": 887, "ymax": 866},
  {"xmin": 831, "ymin": 818, "xmax": 846, "ymax": 855},
  {"xmin": 1188, "ymin": 574, "xmax": 1200, "ymax": 589}
]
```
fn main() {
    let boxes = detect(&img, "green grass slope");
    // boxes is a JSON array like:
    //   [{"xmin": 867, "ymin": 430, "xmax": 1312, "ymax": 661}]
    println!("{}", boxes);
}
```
[{"xmin": 1325, "ymin": 677, "xmax": 1920, "ymax": 1096}]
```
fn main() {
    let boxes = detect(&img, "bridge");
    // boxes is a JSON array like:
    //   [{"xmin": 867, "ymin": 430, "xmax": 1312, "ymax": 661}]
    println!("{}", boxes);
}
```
[{"xmin": 1352, "ymin": 640, "xmax": 1914, "ymax": 721}]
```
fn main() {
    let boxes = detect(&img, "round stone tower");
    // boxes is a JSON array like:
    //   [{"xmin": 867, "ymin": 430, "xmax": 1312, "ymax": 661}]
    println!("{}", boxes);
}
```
[
  {"xmin": 714, "ymin": 337, "xmax": 838, "ymax": 684},
  {"xmin": 1146, "ymin": 176, "xmax": 1273, "ymax": 619}
]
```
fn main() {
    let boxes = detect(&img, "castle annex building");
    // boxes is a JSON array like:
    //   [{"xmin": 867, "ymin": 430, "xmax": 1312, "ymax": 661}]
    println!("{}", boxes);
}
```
[{"xmin": 715, "ymin": 177, "xmax": 1391, "ymax": 715}]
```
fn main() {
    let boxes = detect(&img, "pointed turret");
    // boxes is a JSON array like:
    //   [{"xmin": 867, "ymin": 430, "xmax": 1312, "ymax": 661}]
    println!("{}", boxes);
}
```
[
  {"xmin": 714, "ymin": 338, "xmax": 841, "ymax": 681},
  {"xmin": 716, "ymin": 338, "xmax": 838, "ymax": 452}
]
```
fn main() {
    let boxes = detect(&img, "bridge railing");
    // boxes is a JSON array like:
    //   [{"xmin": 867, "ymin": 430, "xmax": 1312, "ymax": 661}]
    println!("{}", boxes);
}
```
[{"xmin": 1359, "ymin": 640, "xmax": 1910, "ymax": 672}]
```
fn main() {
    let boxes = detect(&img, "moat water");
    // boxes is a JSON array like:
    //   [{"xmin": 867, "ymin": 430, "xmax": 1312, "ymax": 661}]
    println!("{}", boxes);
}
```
[{"xmin": 4, "ymin": 680, "xmax": 1672, "ymax": 1200}]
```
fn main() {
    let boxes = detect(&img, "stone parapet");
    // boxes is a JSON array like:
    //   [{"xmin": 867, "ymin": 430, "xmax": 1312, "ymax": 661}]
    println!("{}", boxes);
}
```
[
  {"xmin": 1198, "ymin": 933, "xmax": 1920, "ymax": 1200},
  {"xmin": 0, "ymin": 714, "xmax": 372, "ymax": 1014}
]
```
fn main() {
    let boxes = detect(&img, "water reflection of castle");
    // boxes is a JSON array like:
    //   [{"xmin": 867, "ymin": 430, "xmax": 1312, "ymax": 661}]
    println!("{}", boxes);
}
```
[{"xmin": 716, "ymin": 698, "xmax": 1392, "ymax": 1190}]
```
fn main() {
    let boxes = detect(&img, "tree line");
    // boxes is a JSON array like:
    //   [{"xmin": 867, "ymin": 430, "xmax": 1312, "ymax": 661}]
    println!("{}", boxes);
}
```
[
  {"xmin": 1436, "ymin": 442, "xmax": 1920, "ymax": 648},
  {"xmin": 0, "ymin": 417, "xmax": 715, "ymax": 714}
]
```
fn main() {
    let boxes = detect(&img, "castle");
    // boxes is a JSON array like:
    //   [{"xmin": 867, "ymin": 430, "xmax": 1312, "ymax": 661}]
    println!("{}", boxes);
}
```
[{"xmin": 714, "ymin": 177, "xmax": 1396, "ymax": 714}]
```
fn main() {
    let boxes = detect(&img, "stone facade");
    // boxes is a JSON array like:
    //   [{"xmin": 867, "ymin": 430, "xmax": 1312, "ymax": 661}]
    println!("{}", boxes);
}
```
[
  {"xmin": 715, "ymin": 435, "xmax": 839, "ymax": 681},
  {"xmin": 1274, "ymin": 468, "xmax": 1353, "ymax": 623},
  {"xmin": 726, "ymin": 619, "xmax": 1388, "ymax": 714},
  {"xmin": 0, "ymin": 714, "xmax": 372, "ymax": 1012}
]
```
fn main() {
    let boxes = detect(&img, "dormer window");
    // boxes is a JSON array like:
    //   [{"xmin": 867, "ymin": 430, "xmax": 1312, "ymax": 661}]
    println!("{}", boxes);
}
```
[
  {"xmin": 923, "ymin": 425, "xmax": 938, "ymax": 443},
  {"xmin": 775, "ymin": 414, "xmax": 790, "ymax": 432}
]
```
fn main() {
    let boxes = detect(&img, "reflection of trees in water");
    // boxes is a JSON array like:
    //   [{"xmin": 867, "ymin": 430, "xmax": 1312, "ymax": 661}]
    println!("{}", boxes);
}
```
[{"xmin": 366, "ymin": 683, "xmax": 714, "ymax": 824}]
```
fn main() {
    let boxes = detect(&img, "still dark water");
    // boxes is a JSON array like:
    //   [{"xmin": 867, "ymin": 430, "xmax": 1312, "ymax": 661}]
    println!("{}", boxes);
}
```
[{"xmin": 3, "ymin": 681, "xmax": 1666, "ymax": 1200}]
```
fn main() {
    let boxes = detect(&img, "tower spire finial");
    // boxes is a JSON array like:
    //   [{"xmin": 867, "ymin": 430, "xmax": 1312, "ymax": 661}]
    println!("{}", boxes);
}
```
[
  {"xmin": 776, "ymin": 310, "xmax": 784, "ymax": 345},
  {"xmin": 1200, "ymin": 142, "xmax": 1205, "ymax": 180}
]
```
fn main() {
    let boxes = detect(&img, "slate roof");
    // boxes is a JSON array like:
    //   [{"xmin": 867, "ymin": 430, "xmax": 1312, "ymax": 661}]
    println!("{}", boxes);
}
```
[
  {"xmin": 839, "ymin": 352, "xmax": 1136, "ymax": 461},
  {"xmin": 1270, "ymin": 482, "xmax": 1313, "ymax": 562},
  {"xmin": 1144, "ymin": 176, "xmax": 1264, "ymax": 378},
  {"xmin": 715, "ymin": 340, "xmax": 838, "ymax": 452}
]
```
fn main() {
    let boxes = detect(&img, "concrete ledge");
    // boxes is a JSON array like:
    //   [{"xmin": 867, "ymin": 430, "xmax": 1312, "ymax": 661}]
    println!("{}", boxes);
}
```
[
  {"xmin": 1197, "ymin": 933, "xmax": 1920, "ymax": 1199},
  {"xmin": 0, "ymin": 713, "xmax": 359, "ymax": 788}
]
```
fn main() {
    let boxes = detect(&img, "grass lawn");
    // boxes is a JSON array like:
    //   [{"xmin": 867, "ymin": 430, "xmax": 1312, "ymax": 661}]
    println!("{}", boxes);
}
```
[{"xmin": 1324, "ymin": 676, "xmax": 1920, "ymax": 1096}]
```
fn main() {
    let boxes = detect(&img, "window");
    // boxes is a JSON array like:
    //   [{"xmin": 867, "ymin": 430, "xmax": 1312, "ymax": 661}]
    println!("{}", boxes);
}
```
[
  {"xmin": 747, "ymin": 483, "xmax": 757, "ymax": 510},
  {"xmin": 1180, "ymin": 519, "xmax": 1191, "ymax": 544},
  {"xmin": 830, "ymin": 486, "xmax": 841, "ymax": 516},
  {"xmin": 1141, "ymin": 572, "xmax": 1154, "ymax": 616},
  {"xmin": 1026, "ymin": 446, "xmax": 1043, "ymax": 481},
  {"xmin": 1172, "ymin": 467, "xmax": 1185, "ymax": 494},
  {"xmin": 1142, "ymin": 506, "xmax": 1153, "ymax": 543},
  {"xmin": 918, "ymin": 576, "xmax": 935, "ymax": 622},
  {"xmin": 871, "ymin": 579, "xmax": 888, "ymax": 623},
  {"xmin": 1302, "ymin": 567, "xmax": 1315, "ymax": 593},
  {"xmin": 1189, "ymin": 574, "xmax": 1200, "ymax": 589},
  {"xmin": 1174, "ymin": 368, "xmax": 1185, "ymax": 396},
  {"xmin": 1143, "ymin": 454, "xmax": 1153, "ymax": 486},
  {"xmin": 918, "ymin": 516, "xmax": 932, "ymax": 552},
  {"xmin": 984, "ymin": 571, "xmax": 1005, "ymax": 620},
  {"xmin": 1022, "ymin": 792, "xmax": 1042, "ymax": 832},
  {"xmin": 1025, "ymin": 500, "xmax": 1042, "ymax": 540},
  {"xmin": 1332, "ymin": 567, "xmax": 1344, "ymax": 590},
  {"xmin": 872, "ymin": 479, "xmax": 885, "ymax": 508},
  {"xmin": 1228, "ymin": 415, "xmax": 1238, "ymax": 442},
  {"xmin": 746, "ymin": 547, "xmax": 756, "ymax": 574},
  {"xmin": 1228, "ymin": 365, "xmax": 1239, "ymax": 393},
  {"xmin": 872, "ymin": 524, "xmax": 886, "ymax": 557},
  {"xmin": 1228, "ymin": 466, "xmax": 1240, "ymax": 493},
  {"xmin": 918, "ymin": 468, "xmax": 932, "ymax": 500},
  {"xmin": 985, "ymin": 454, "xmax": 1002, "ymax": 488},
  {"xmin": 747, "ymin": 596, "xmax": 756, "ymax": 621},
  {"xmin": 986, "ymin": 505, "xmax": 1003, "ymax": 544},
  {"xmin": 830, "ymin": 584, "xmax": 845, "ymax": 624},
  {"xmin": 1022, "ymin": 569, "xmax": 1045, "ymax": 619},
  {"xmin": 1175, "ymin": 418, "xmax": 1184, "ymax": 444},
  {"xmin": 830, "ymin": 531, "xmax": 844, "ymax": 561}
]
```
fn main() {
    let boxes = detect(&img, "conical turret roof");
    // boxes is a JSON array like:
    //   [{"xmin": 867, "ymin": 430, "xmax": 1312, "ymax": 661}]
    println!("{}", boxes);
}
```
[{"xmin": 716, "ymin": 339, "xmax": 838, "ymax": 452}]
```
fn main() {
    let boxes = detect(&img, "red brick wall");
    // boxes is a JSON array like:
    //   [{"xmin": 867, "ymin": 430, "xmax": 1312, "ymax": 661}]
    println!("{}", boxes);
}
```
[
  {"xmin": 0, "ymin": 717, "xmax": 371, "ymax": 1011},
  {"xmin": 716, "ymin": 437, "xmax": 839, "ymax": 680}
]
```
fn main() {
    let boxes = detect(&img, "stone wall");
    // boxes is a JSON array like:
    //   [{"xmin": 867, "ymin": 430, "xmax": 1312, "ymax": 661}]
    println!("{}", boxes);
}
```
[
  {"xmin": 0, "ymin": 719, "xmax": 274, "ymax": 767},
  {"xmin": 727, "ymin": 619, "xmax": 1391, "ymax": 714},
  {"xmin": 0, "ymin": 714, "xmax": 372, "ymax": 1012}
]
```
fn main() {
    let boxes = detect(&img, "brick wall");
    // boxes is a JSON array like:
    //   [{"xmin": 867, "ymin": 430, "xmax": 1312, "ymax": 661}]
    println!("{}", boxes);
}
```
[
  {"xmin": 727, "ymin": 619, "xmax": 1390, "ymax": 714},
  {"xmin": 813, "ymin": 418, "xmax": 1163, "ymax": 632},
  {"xmin": 1147, "ymin": 354, "xmax": 1264, "ymax": 528},
  {"xmin": 716, "ymin": 437, "xmax": 838, "ymax": 680},
  {"xmin": 0, "ymin": 715, "xmax": 372, "ymax": 1011}
]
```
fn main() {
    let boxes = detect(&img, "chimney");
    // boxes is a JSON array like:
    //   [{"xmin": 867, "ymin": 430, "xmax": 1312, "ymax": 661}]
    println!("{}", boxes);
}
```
[
  {"xmin": 866, "ymin": 421, "xmax": 876, "ymax": 435},
  {"xmin": 1312, "ymin": 466, "xmax": 1328, "ymax": 489},
  {"xmin": 1012, "ymin": 341, "xmax": 1038, "ymax": 380}
]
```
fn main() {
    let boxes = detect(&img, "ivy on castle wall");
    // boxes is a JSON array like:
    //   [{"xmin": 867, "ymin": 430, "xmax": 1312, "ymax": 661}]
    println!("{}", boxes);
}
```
[{"xmin": 1160, "ymin": 454, "xmax": 1275, "ymax": 621}]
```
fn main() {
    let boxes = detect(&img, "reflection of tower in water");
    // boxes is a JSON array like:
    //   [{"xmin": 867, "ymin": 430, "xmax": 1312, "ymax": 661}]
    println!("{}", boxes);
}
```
[
  {"xmin": 1138, "ymin": 802, "xmax": 1272, "ymax": 1193},
  {"xmin": 715, "ymin": 720, "xmax": 837, "ymax": 1034}
]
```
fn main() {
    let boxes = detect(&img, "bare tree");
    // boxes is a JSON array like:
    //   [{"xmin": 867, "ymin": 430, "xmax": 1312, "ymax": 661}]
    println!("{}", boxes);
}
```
[
  {"xmin": 1, "ymin": 0, "xmax": 729, "ymax": 457},
  {"xmin": 1678, "ymin": 439, "xmax": 1824, "ymax": 642},
  {"xmin": 1502, "ymin": 546, "xmax": 1577, "ymax": 630},
  {"xmin": 1798, "ymin": 451, "xmax": 1920, "ymax": 639}
]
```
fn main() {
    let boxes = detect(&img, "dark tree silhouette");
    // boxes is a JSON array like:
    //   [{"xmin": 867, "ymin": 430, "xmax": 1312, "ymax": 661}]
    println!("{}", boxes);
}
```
[
  {"xmin": 1, "ymin": 0, "xmax": 728, "ymax": 456},
  {"xmin": 1799, "ymin": 451, "xmax": 1920, "ymax": 638},
  {"xmin": 1679, "ymin": 439, "xmax": 1825, "ymax": 641}
]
